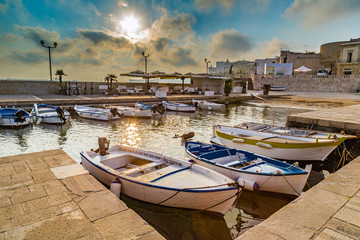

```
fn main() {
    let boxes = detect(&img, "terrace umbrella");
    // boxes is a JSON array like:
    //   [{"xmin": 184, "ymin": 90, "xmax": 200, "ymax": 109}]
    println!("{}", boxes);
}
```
[{"xmin": 120, "ymin": 70, "xmax": 152, "ymax": 90}]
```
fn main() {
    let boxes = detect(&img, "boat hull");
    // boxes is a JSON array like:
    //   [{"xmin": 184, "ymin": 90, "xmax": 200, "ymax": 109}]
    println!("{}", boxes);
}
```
[
  {"xmin": 185, "ymin": 152, "xmax": 310, "ymax": 196},
  {"xmin": 75, "ymin": 105, "xmax": 120, "ymax": 121},
  {"xmin": 214, "ymin": 126, "xmax": 344, "ymax": 161},
  {"xmin": 0, "ymin": 109, "xmax": 32, "ymax": 127},
  {"xmin": 32, "ymin": 105, "xmax": 70, "ymax": 124},
  {"xmin": 80, "ymin": 151, "xmax": 239, "ymax": 215},
  {"xmin": 163, "ymin": 101, "xmax": 196, "ymax": 112}
]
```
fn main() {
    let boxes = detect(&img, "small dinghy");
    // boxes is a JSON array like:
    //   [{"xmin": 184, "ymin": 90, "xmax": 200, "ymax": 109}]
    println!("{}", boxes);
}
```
[
  {"xmin": 74, "ymin": 105, "xmax": 121, "ymax": 121},
  {"xmin": 32, "ymin": 103, "xmax": 70, "ymax": 124},
  {"xmin": 185, "ymin": 141, "xmax": 312, "ymax": 196},
  {"xmin": 135, "ymin": 102, "xmax": 152, "ymax": 110},
  {"xmin": 81, "ymin": 138, "xmax": 242, "ymax": 215},
  {"xmin": 162, "ymin": 101, "xmax": 195, "ymax": 112},
  {"xmin": 108, "ymin": 105, "xmax": 152, "ymax": 118},
  {"xmin": 0, "ymin": 107, "xmax": 32, "ymax": 127},
  {"xmin": 192, "ymin": 100, "xmax": 225, "ymax": 111}
]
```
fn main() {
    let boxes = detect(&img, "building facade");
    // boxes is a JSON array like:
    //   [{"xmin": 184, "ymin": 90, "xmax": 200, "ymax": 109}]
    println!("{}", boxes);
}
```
[
  {"xmin": 337, "ymin": 38, "xmax": 360, "ymax": 75},
  {"xmin": 208, "ymin": 59, "xmax": 254, "ymax": 77},
  {"xmin": 255, "ymin": 57, "xmax": 279, "ymax": 74}
]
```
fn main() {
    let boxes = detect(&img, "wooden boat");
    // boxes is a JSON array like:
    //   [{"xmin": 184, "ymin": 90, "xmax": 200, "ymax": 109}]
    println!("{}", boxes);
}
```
[
  {"xmin": 270, "ymin": 86, "xmax": 285, "ymax": 91},
  {"xmin": 0, "ymin": 107, "xmax": 32, "ymax": 127},
  {"xmin": 162, "ymin": 101, "xmax": 196, "ymax": 112},
  {"xmin": 74, "ymin": 105, "xmax": 121, "ymax": 121},
  {"xmin": 212, "ymin": 124, "xmax": 354, "ymax": 161},
  {"xmin": 32, "ymin": 103, "xmax": 70, "ymax": 124},
  {"xmin": 185, "ymin": 141, "xmax": 312, "ymax": 196},
  {"xmin": 192, "ymin": 100, "xmax": 225, "ymax": 111},
  {"xmin": 80, "ymin": 139, "xmax": 241, "ymax": 215},
  {"xmin": 108, "ymin": 106, "xmax": 152, "ymax": 118}
]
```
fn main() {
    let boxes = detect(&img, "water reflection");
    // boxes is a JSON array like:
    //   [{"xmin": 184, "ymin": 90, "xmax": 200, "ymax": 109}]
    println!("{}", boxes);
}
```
[
  {"xmin": 39, "ymin": 123, "xmax": 71, "ymax": 146},
  {"xmin": 122, "ymin": 123, "xmax": 140, "ymax": 147},
  {"xmin": 121, "ymin": 195, "xmax": 232, "ymax": 240}
]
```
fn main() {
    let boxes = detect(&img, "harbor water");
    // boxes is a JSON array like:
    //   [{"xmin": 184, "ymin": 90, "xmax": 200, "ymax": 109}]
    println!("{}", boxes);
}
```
[{"xmin": 0, "ymin": 103, "xmax": 309, "ymax": 239}]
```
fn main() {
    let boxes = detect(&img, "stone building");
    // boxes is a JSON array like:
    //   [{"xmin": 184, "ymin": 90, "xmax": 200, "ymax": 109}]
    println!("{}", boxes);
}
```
[
  {"xmin": 337, "ymin": 38, "xmax": 360, "ymax": 75},
  {"xmin": 320, "ymin": 41, "xmax": 346, "ymax": 74},
  {"xmin": 280, "ymin": 50, "xmax": 321, "ymax": 75},
  {"xmin": 208, "ymin": 59, "xmax": 254, "ymax": 77}
]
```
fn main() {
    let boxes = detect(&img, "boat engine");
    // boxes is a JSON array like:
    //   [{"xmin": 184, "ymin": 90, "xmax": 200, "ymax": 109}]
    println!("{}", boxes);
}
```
[
  {"xmin": 110, "ymin": 107, "xmax": 122, "ymax": 117},
  {"xmin": 14, "ymin": 110, "xmax": 26, "ymax": 123},
  {"xmin": 181, "ymin": 132, "xmax": 195, "ymax": 141},
  {"xmin": 151, "ymin": 103, "xmax": 165, "ymax": 114},
  {"xmin": 98, "ymin": 137, "xmax": 110, "ymax": 156},
  {"xmin": 56, "ymin": 107, "xmax": 66, "ymax": 123}
]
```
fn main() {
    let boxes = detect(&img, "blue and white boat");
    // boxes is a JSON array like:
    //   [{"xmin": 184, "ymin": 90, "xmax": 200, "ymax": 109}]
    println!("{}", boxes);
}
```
[
  {"xmin": 81, "ymin": 140, "xmax": 241, "ymax": 215},
  {"xmin": 0, "ymin": 107, "xmax": 32, "ymax": 127},
  {"xmin": 135, "ymin": 102, "xmax": 152, "ymax": 110},
  {"xmin": 185, "ymin": 141, "xmax": 312, "ymax": 196},
  {"xmin": 32, "ymin": 103, "xmax": 70, "ymax": 124},
  {"xmin": 162, "ymin": 101, "xmax": 195, "ymax": 112}
]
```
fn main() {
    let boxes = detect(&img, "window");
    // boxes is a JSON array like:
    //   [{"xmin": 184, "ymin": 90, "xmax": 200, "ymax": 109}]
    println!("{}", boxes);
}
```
[{"xmin": 347, "ymin": 51, "xmax": 353, "ymax": 62}]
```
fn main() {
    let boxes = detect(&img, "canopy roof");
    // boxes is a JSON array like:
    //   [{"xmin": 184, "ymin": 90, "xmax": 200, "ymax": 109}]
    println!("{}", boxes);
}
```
[{"xmin": 295, "ymin": 66, "xmax": 312, "ymax": 72}]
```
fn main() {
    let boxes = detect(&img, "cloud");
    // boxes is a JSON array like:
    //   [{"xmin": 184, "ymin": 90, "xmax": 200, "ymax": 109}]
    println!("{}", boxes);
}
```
[
  {"xmin": 260, "ymin": 38, "xmax": 289, "ymax": 57},
  {"xmin": 15, "ymin": 25, "xmax": 60, "ymax": 45},
  {"xmin": 78, "ymin": 29, "xmax": 132, "ymax": 49},
  {"xmin": 283, "ymin": 0, "xmax": 360, "ymax": 28},
  {"xmin": 209, "ymin": 30, "xmax": 252, "ymax": 60},
  {"xmin": 159, "ymin": 46, "xmax": 197, "ymax": 67},
  {"xmin": 117, "ymin": 0, "xmax": 128, "ymax": 8},
  {"xmin": 9, "ymin": 50, "xmax": 44, "ymax": 65},
  {"xmin": 195, "ymin": 0, "xmax": 270, "ymax": 11}
]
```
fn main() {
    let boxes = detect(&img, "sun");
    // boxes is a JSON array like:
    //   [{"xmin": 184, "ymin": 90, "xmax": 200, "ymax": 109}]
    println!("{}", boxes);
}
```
[{"xmin": 120, "ymin": 15, "xmax": 140, "ymax": 34}]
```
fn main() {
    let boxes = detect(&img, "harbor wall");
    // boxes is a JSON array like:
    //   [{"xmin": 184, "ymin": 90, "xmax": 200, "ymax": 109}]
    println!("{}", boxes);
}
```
[
  {"xmin": 252, "ymin": 74, "xmax": 360, "ymax": 92},
  {"xmin": 0, "ymin": 80, "xmax": 188, "ymax": 95}
]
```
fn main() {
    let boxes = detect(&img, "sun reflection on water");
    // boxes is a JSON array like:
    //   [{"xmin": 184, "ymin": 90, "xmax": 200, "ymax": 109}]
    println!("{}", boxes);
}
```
[{"xmin": 122, "ymin": 123, "xmax": 140, "ymax": 147}]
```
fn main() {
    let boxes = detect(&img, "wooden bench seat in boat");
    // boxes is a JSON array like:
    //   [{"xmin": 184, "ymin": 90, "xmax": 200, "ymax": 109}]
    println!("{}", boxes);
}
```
[
  {"xmin": 135, "ymin": 165, "xmax": 189, "ymax": 182},
  {"xmin": 223, "ymin": 158, "xmax": 251, "ymax": 167},
  {"xmin": 120, "ymin": 161, "xmax": 166, "ymax": 176}
]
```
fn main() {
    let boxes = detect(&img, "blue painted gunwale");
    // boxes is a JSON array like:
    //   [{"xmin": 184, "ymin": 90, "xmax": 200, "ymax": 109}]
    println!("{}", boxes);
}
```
[
  {"xmin": 32, "ymin": 104, "xmax": 70, "ymax": 118},
  {"xmin": 80, "ymin": 152, "xmax": 238, "ymax": 192},
  {"xmin": 135, "ymin": 102, "xmax": 152, "ymax": 110},
  {"xmin": 185, "ymin": 141, "xmax": 308, "ymax": 176},
  {"xmin": 0, "ymin": 108, "xmax": 31, "ymax": 119}
]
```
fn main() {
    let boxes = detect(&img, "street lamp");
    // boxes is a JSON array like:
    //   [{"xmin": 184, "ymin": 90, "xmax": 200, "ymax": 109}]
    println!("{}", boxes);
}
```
[
  {"xmin": 142, "ymin": 51, "xmax": 150, "ymax": 90},
  {"xmin": 40, "ymin": 40, "xmax": 57, "ymax": 81},
  {"xmin": 204, "ymin": 58, "xmax": 210, "ymax": 74}
]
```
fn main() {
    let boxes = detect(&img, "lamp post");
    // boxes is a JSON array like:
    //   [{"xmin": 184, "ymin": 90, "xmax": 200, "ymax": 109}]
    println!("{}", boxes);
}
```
[
  {"xmin": 204, "ymin": 58, "xmax": 210, "ymax": 74},
  {"xmin": 142, "ymin": 51, "xmax": 150, "ymax": 90},
  {"xmin": 40, "ymin": 40, "xmax": 57, "ymax": 81}
]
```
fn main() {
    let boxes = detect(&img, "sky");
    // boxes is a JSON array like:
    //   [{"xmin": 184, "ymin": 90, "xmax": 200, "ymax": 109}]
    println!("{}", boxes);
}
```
[{"xmin": 0, "ymin": 0, "xmax": 360, "ymax": 82}]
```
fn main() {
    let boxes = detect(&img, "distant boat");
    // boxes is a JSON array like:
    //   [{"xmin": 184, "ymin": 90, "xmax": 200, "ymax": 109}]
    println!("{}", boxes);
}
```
[
  {"xmin": 107, "ymin": 105, "xmax": 152, "ymax": 118},
  {"xmin": 192, "ymin": 100, "xmax": 225, "ymax": 111},
  {"xmin": 74, "ymin": 105, "xmax": 121, "ymax": 121},
  {"xmin": 135, "ymin": 102, "xmax": 152, "ymax": 110},
  {"xmin": 185, "ymin": 141, "xmax": 312, "ymax": 196},
  {"xmin": 32, "ymin": 103, "xmax": 70, "ymax": 124},
  {"xmin": 0, "ymin": 107, "xmax": 32, "ymax": 127},
  {"xmin": 270, "ymin": 86, "xmax": 285, "ymax": 91},
  {"xmin": 211, "ymin": 124, "xmax": 355, "ymax": 161},
  {"xmin": 81, "ymin": 139, "xmax": 241, "ymax": 215},
  {"xmin": 162, "ymin": 101, "xmax": 196, "ymax": 112}
]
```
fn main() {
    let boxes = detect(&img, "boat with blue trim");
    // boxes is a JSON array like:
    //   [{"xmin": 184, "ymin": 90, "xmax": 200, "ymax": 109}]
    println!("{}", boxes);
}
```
[
  {"xmin": 135, "ymin": 102, "xmax": 152, "ymax": 110},
  {"xmin": 74, "ymin": 105, "xmax": 121, "ymax": 121},
  {"xmin": 162, "ymin": 101, "xmax": 196, "ymax": 112},
  {"xmin": 0, "ymin": 107, "xmax": 32, "ymax": 127},
  {"xmin": 185, "ymin": 141, "xmax": 312, "ymax": 196},
  {"xmin": 81, "ymin": 138, "xmax": 241, "ymax": 215},
  {"xmin": 32, "ymin": 103, "xmax": 70, "ymax": 124}
]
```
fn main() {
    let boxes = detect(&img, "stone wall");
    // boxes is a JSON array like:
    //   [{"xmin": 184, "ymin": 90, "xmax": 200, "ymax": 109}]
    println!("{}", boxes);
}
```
[
  {"xmin": 280, "ymin": 50, "xmax": 321, "ymax": 75},
  {"xmin": 0, "ymin": 79, "xmax": 189, "ymax": 95},
  {"xmin": 252, "ymin": 74, "xmax": 360, "ymax": 92}
]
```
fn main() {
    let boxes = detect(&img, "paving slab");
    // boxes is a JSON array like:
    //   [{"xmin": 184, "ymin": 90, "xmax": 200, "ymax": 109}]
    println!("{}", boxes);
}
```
[
  {"xmin": 51, "ymin": 163, "xmax": 89, "ymax": 179},
  {"xmin": 61, "ymin": 173, "xmax": 104, "ymax": 196},
  {"xmin": 237, "ymin": 157, "xmax": 360, "ymax": 240}
]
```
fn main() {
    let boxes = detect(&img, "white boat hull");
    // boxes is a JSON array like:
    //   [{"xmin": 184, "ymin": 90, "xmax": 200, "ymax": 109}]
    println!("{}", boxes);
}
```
[
  {"xmin": 0, "ymin": 117, "xmax": 32, "ymax": 127},
  {"xmin": 37, "ymin": 114, "xmax": 71, "ymax": 124},
  {"xmin": 163, "ymin": 101, "xmax": 196, "ymax": 112},
  {"xmin": 193, "ymin": 100, "xmax": 225, "ymax": 111},
  {"xmin": 80, "ymin": 148, "xmax": 239, "ymax": 215},
  {"xmin": 75, "ymin": 105, "xmax": 120, "ymax": 121},
  {"xmin": 186, "ymin": 152, "xmax": 310, "ymax": 196}
]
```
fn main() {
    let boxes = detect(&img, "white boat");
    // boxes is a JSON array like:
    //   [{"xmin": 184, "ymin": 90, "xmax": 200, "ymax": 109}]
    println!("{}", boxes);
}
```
[
  {"xmin": 74, "ymin": 105, "xmax": 121, "ymax": 121},
  {"xmin": 192, "ymin": 99, "xmax": 225, "ymax": 111},
  {"xmin": 162, "ymin": 101, "xmax": 196, "ymax": 112},
  {"xmin": 108, "ymin": 106, "xmax": 152, "ymax": 118},
  {"xmin": 270, "ymin": 86, "xmax": 285, "ymax": 91},
  {"xmin": 212, "ymin": 124, "xmax": 355, "ymax": 161},
  {"xmin": 32, "ymin": 103, "xmax": 70, "ymax": 124},
  {"xmin": 185, "ymin": 141, "xmax": 312, "ymax": 196},
  {"xmin": 0, "ymin": 107, "xmax": 32, "ymax": 127},
  {"xmin": 81, "ymin": 139, "xmax": 241, "ymax": 215}
]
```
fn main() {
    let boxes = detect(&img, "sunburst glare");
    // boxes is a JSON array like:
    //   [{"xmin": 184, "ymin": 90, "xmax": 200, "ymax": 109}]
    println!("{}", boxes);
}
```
[{"xmin": 120, "ymin": 15, "xmax": 140, "ymax": 34}]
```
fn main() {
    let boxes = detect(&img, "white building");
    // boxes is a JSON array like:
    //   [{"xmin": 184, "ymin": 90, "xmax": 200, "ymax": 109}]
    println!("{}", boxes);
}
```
[
  {"xmin": 265, "ymin": 63, "xmax": 293, "ymax": 75},
  {"xmin": 255, "ymin": 57, "xmax": 279, "ymax": 74}
]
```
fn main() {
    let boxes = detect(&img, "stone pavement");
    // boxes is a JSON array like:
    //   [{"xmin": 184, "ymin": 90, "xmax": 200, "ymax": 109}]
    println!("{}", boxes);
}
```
[
  {"xmin": 238, "ymin": 156, "xmax": 360, "ymax": 240},
  {"xmin": 0, "ymin": 149, "xmax": 164, "ymax": 240}
]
